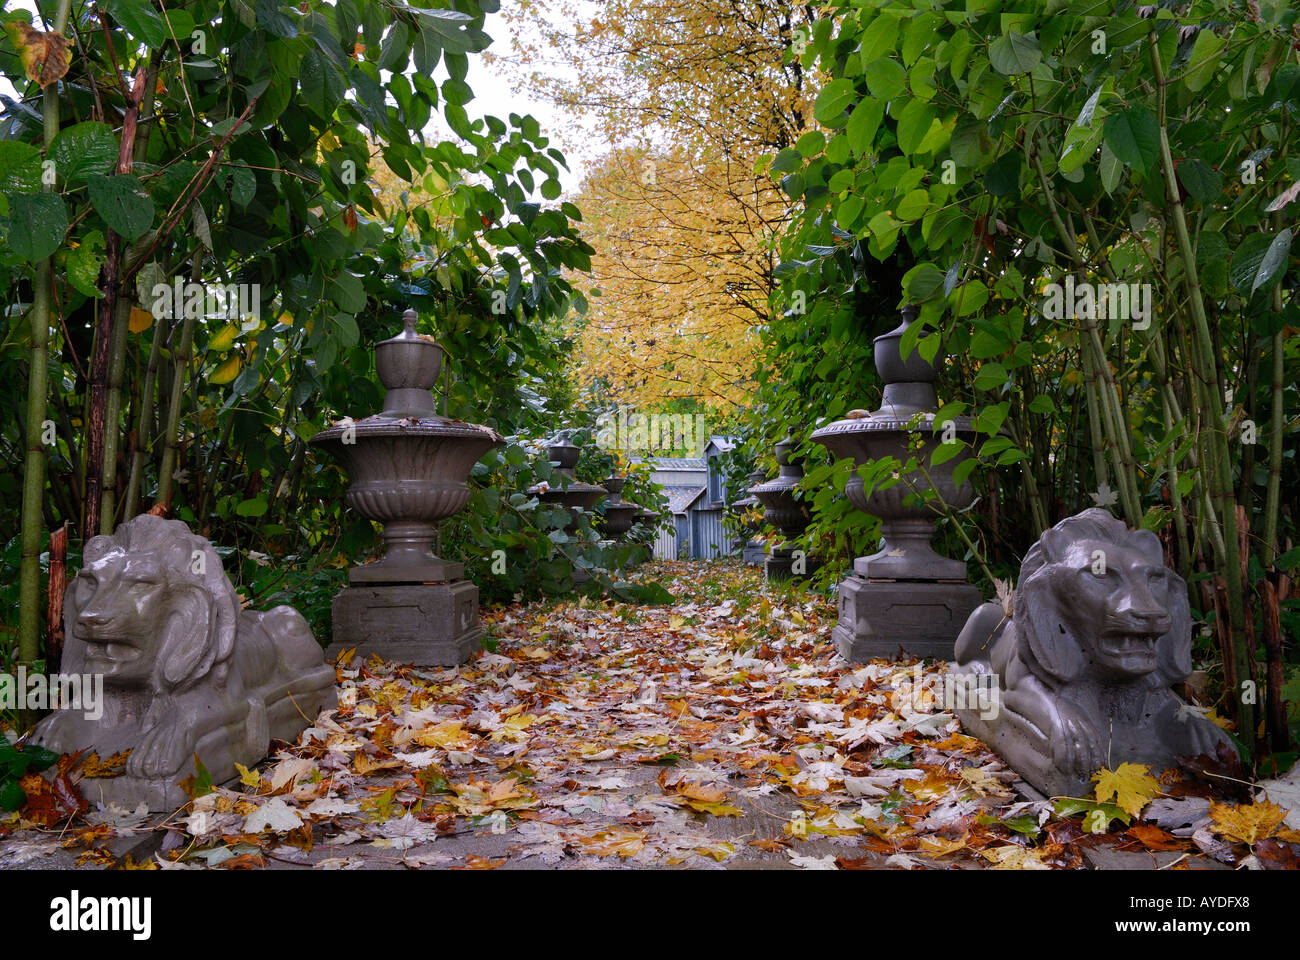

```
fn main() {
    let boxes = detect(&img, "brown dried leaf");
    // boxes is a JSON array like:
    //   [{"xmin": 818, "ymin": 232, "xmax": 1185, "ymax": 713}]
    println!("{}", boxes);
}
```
[{"xmin": 4, "ymin": 21, "xmax": 71, "ymax": 86}]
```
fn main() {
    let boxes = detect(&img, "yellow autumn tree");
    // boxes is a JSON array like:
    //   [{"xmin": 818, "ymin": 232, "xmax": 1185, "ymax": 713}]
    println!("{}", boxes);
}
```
[
  {"xmin": 496, "ymin": 0, "xmax": 825, "ymax": 411},
  {"xmin": 566, "ymin": 144, "xmax": 779, "ymax": 409}
]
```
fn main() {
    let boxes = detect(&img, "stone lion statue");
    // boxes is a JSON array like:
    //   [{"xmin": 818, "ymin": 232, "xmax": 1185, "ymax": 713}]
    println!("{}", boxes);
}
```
[
  {"xmin": 953, "ymin": 508, "xmax": 1231, "ymax": 798},
  {"xmin": 33, "ymin": 515, "xmax": 337, "ymax": 809}
]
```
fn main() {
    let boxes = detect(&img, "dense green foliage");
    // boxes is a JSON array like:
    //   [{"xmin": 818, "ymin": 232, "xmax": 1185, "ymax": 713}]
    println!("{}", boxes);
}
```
[
  {"xmin": 0, "ymin": 0, "xmax": 671, "ymax": 668},
  {"xmin": 753, "ymin": 0, "xmax": 1300, "ymax": 757}
]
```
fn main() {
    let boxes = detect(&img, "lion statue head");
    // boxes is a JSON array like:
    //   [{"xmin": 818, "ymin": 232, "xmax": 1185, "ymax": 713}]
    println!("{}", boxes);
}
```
[
  {"xmin": 60, "ymin": 515, "xmax": 239, "ymax": 693},
  {"xmin": 1014, "ymin": 508, "xmax": 1193, "ymax": 688}
]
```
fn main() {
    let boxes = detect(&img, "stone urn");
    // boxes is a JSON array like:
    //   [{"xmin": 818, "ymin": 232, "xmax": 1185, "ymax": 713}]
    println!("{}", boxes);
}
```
[
  {"xmin": 810, "ymin": 304, "xmax": 981, "ymax": 660},
  {"xmin": 527, "ymin": 439, "xmax": 607, "ymax": 534},
  {"xmin": 310, "ymin": 308, "xmax": 503, "ymax": 664},
  {"xmin": 731, "ymin": 469, "xmax": 768, "ymax": 566},
  {"xmin": 599, "ymin": 476, "xmax": 639, "ymax": 541},
  {"xmin": 751, "ymin": 435, "xmax": 813, "ymax": 580}
]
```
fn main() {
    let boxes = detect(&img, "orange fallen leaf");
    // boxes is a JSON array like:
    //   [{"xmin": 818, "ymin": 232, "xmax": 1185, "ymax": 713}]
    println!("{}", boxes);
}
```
[{"xmin": 1127, "ymin": 823, "xmax": 1185, "ymax": 851}]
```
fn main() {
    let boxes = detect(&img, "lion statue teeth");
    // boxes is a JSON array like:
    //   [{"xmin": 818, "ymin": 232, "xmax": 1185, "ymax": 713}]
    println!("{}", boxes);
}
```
[
  {"xmin": 953, "ymin": 508, "xmax": 1232, "ymax": 799},
  {"xmin": 32, "ymin": 515, "xmax": 338, "ymax": 810}
]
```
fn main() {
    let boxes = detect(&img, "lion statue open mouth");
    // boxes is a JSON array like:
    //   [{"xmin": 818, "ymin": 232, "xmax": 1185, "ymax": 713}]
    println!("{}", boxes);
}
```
[
  {"xmin": 953, "ymin": 508, "xmax": 1232, "ymax": 798},
  {"xmin": 32, "ymin": 515, "xmax": 337, "ymax": 810}
]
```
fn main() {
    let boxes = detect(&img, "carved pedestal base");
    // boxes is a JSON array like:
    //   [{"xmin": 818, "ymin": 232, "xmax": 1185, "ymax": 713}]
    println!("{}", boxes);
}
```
[
  {"xmin": 742, "ymin": 542, "xmax": 765, "ymax": 566},
  {"xmin": 330, "ymin": 581, "xmax": 484, "ymax": 665},
  {"xmin": 832, "ymin": 577, "xmax": 981, "ymax": 660}
]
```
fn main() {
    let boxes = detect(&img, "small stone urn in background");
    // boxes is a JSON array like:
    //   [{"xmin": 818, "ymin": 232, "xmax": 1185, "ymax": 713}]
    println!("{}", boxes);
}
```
[
  {"xmin": 527, "ymin": 438, "xmax": 607, "ymax": 583},
  {"xmin": 731, "ymin": 469, "xmax": 769, "ymax": 566},
  {"xmin": 311, "ymin": 308, "xmax": 503, "ymax": 665},
  {"xmin": 751, "ymin": 434, "xmax": 814, "ymax": 581},
  {"xmin": 811, "ymin": 304, "xmax": 981, "ymax": 660},
  {"xmin": 599, "ymin": 475, "xmax": 639, "ymax": 541},
  {"xmin": 527, "ymin": 438, "xmax": 607, "ymax": 533}
]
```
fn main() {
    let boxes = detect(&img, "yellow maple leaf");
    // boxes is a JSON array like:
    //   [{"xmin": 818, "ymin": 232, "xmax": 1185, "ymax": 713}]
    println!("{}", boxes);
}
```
[
  {"xmin": 1209, "ymin": 801, "xmax": 1287, "ymax": 847},
  {"xmin": 414, "ymin": 721, "xmax": 468, "ymax": 748},
  {"xmin": 233, "ymin": 762, "xmax": 261, "ymax": 789},
  {"xmin": 960, "ymin": 766, "xmax": 1013, "ymax": 798},
  {"xmin": 918, "ymin": 834, "xmax": 969, "ymax": 858},
  {"xmin": 579, "ymin": 829, "xmax": 645, "ymax": 858},
  {"xmin": 903, "ymin": 769, "xmax": 957, "ymax": 802},
  {"xmin": 353, "ymin": 754, "xmax": 403, "ymax": 775},
  {"xmin": 489, "ymin": 713, "xmax": 538, "ymax": 742},
  {"xmin": 78, "ymin": 750, "xmax": 130, "ymax": 778},
  {"xmin": 983, "ymin": 845, "xmax": 1051, "ymax": 870},
  {"xmin": 693, "ymin": 841, "xmax": 736, "ymax": 862},
  {"xmin": 1092, "ymin": 763, "xmax": 1159, "ymax": 818}
]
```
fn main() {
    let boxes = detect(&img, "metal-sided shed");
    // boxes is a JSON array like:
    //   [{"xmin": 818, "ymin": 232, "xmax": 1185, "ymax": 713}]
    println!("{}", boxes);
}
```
[{"xmin": 638, "ymin": 437, "xmax": 740, "ymax": 560}]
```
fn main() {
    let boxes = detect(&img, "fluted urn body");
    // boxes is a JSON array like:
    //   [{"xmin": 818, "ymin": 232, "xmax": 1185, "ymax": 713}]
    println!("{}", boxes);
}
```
[
  {"xmin": 599, "ymin": 476, "xmax": 639, "ymax": 540},
  {"xmin": 751, "ymin": 437, "xmax": 810, "ymax": 540},
  {"xmin": 527, "ymin": 440, "xmax": 607, "ymax": 534},
  {"xmin": 751, "ymin": 436, "xmax": 813, "ymax": 579},
  {"xmin": 310, "ymin": 309, "xmax": 503, "ymax": 583},
  {"xmin": 811, "ymin": 305, "xmax": 974, "ymax": 580}
]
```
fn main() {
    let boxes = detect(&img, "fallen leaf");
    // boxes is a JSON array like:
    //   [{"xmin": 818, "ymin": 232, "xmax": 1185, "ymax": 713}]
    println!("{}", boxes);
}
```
[{"xmin": 1092, "ymin": 763, "xmax": 1160, "ymax": 818}]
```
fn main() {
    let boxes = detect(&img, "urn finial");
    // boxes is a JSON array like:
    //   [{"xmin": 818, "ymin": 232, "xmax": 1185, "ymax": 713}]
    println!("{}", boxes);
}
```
[{"xmin": 375, "ymin": 307, "xmax": 443, "ymax": 417}]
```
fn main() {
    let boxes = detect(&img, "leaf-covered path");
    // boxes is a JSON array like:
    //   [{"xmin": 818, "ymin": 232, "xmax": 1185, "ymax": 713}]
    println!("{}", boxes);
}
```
[{"xmin": 3, "ymin": 562, "xmax": 1297, "ymax": 870}]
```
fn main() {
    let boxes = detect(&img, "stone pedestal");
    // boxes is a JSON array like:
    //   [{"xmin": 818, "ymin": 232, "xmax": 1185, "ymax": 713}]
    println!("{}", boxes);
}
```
[
  {"xmin": 764, "ymin": 544, "xmax": 819, "ymax": 581},
  {"xmin": 832, "ymin": 577, "xmax": 982, "ymax": 661},
  {"xmin": 331, "ymin": 580, "xmax": 484, "ymax": 665},
  {"xmin": 742, "ymin": 541, "xmax": 766, "ymax": 566},
  {"xmin": 764, "ymin": 545, "xmax": 796, "ymax": 581}
]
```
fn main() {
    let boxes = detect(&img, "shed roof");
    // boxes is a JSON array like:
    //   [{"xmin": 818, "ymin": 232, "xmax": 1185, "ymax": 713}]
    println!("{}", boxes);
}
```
[
  {"xmin": 638, "ymin": 457, "xmax": 706, "ymax": 471},
  {"xmin": 664, "ymin": 485, "xmax": 706, "ymax": 514}
]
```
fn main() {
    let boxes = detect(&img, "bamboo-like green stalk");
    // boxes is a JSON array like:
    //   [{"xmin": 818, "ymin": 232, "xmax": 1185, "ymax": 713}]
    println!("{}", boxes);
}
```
[
  {"xmin": 1080, "ymin": 347, "xmax": 1109, "ymax": 492},
  {"xmin": 18, "ymin": 0, "xmax": 74, "ymax": 669},
  {"xmin": 97, "ymin": 298, "xmax": 131, "ymax": 533},
  {"xmin": 123, "ymin": 312, "xmax": 163, "ymax": 521},
  {"xmin": 1031, "ymin": 146, "xmax": 1140, "ymax": 523},
  {"xmin": 98, "ymin": 74, "xmax": 160, "ymax": 534},
  {"xmin": 1262, "ymin": 327, "xmax": 1285, "ymax": 566},
  {"xmin": 1150, "ymin": 32, "xmax": 1253, "ymax": 749},
  {"xmin": 157, "ymin": 259, "xmax": 202, "ymax": 511}
]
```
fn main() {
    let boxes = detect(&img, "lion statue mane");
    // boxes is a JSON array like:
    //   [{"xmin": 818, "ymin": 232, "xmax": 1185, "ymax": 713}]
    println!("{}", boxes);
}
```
[
  {"xmin": 33, "ymin": 514, "xmax": 337, "ymax": 810},
  {"xmin": 953, "ymin": 508, "xmax": 1231, "ymax": 798}
]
